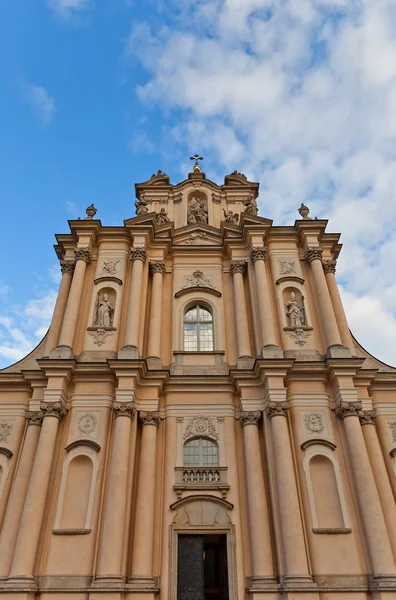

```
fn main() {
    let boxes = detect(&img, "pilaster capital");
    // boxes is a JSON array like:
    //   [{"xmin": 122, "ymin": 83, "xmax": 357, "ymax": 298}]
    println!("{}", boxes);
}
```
[
  {"xmin": 139, "ymin": 411, "xmax": 160, "ymax": 427},
  {"xmin": 150, "ymin": 260, "xmax": 166, "ymax": 275},
  {"xmin": 335, "ymin": 400, "xmax": 363, "ymax": 420},
  {"xmin": 266, "ymin": 401, "xmax": 289, "ymax": 418},
  {"xmin": 322, "ymin": 259, "xmax": 337, "ymax": 274},
  {"xmin": 230, "ymin": 260, "xmax": 247, "ymax": 276},
  {"xmin": 25, "ymin": 410, "xmax": 45, "ymax": 426},
  {"xmin": 114, "ymin": 401, "xmax": 135, "ymax": 418},
  {"xmin": 131, "ymin": 247, "xmax": 147, "ymax": 263},
  {"xmin": 74, "ymin": 247, "xmax": 92, "ymax": 263},
  {"xmin": 60, "ymin": 260, "xmax": 76, "ymax": 275},
  {"xmin": 250, "ymin": 247, "xmax": 268, "ymax": 263},
  {"xmin": 239, "ymin": 411, "xmax": 261, "ymax": 427},
  {"xmin": 39, "ymin": 401, "xmax": 67, "ymax": 419},
  {"xmin": 359, "ymin": 409, "xmax": 377, "ymax": 425},
  {"xmin": 304, "ymin": 246, "xmax": 323, "ymax": 263}
]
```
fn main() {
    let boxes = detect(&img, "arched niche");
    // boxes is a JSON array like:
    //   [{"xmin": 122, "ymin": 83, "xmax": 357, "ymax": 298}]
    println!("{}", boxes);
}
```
[{"xmin": 86, "ymin": 285, "xmax": 117, "ymax": 347}]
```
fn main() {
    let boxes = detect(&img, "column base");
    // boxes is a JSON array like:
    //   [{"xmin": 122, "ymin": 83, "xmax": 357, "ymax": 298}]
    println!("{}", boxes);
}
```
[
  {"xmin": 146, "ymin": 357, "xmax": 163, "ymax": 370},
  {"xmin": 370, "ymin": 574, "xmax": 396, "ymax": 588},
  {"xmin": 127, "ymin": 575, "xmax": 159, "ymax": 592},
  {"xmin": 49, "ymin": 345, "xmax": 75, "ymax": 359},
  {"xmin": 325, "ymin": 344, "xmax": 352, "ymax": 359},
  {"xmin": 2, "ymin": 576, "xmax": 37, "ymax": 591},
  {"xmin": 261, "ymin": 345, "xmax": 284, "ymax": 359},
  {"xmin": 247, "ymin": 575, "xmax": 279, "ymax": 591},
  {"xmin": 237, "ymin": 357, "xmax": 255, "ymax": 369},
  {"xmin": 282, "ymin": 574, "xmax": 317, "ymax": 589},
  {"xmin": 91, "ymin": 575, "xmax": 124, "ymax": 589},
  {"xmin": 118, "ymin": 345, "xmax": 140, "ymax": 359}
]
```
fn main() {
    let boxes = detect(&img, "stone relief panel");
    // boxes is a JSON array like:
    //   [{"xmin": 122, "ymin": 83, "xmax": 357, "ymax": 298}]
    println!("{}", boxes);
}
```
[
  {"xmin": 183, "ymin": 415, "xmax": 219, "ymax": 441},
  {"xmin": 0, "ymin": 421, "xmax": 13, "ymax": 444},
  {"xmin": 173, "ymin": 498, "xmax": 231, "ymax": 526},
  {"xmin": 388, "ymin": 421, "xmax": 396, "ymax": 444},
  {"xmin": 98, "ymin": 260, "xmax": 120, "ymax": 277},
  {"xmin": 302, "ymin": 411, "xmax": 328, "ymax": 438},
  {"xmin": 187, "ymin": 194, "xmax": 208, "ymax": 225},
  {"xmin": 279, "ymin": 260, "xmax": 297, "ymax": 276},
  {"xmin": 75, "ymin": 411, "xmax": 100, "ymax": 439}
]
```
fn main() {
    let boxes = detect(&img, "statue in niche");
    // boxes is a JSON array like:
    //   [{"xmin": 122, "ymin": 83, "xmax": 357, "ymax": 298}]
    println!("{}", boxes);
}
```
[
  {"xmin": 284, "ymin": 292, "xmax": 305, "ymax": 327},
  {"xmin": 156, "ymin": 207, "xmax": 170, "ymax": 225},
  {"xmin": 134, "ymin": 196, "xmax": 148, "ymax": 216},
  {"xmin": 187, "ymin": 196, "xmax": 208, "ymax": 224},
  {"xmin": 222, "ymin": 208, "xmax": 239, "ymax": 225},
  {"xmin": 243, "ymin": 195, "xmax": 258, "ymax": 216},
  {"xmin": 94, "ymin": 292, "xmax": 114, "ymax": 328}
]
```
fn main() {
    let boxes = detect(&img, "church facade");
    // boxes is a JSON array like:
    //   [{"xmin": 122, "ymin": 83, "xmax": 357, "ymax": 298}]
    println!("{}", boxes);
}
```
[{"xmin": 1, "ymin": 164, "xmax": 396, "ymax": 600}]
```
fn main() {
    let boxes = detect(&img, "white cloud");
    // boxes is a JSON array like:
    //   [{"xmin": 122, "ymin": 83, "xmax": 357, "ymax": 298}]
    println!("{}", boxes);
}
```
[
  {"xmin": 65, "ymin": 200, "xmax": 77, "ymax": 214},
  {"xmin": 128, "ymin": 0, "xmax": 396, "ymax": 366},
  {"xmin": 48, "ymin": 265, "xmax": 62, "ymax": 284},
  {"xmin": 24, "ymin": 83, "xmax": 55, "ymax": 126},
  {"xmin": 47, "ymin": 0, "xmax": 94, "ymax": 20}
]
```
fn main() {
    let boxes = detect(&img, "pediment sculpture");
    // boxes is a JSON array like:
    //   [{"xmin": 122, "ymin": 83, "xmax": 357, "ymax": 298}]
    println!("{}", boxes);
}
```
[{"xmin": 182, "ymin": 270, "xmax": 216, "ymax": 291}]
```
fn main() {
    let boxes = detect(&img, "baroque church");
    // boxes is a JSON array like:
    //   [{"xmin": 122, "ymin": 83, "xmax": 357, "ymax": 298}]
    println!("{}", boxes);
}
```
[{"xmin": 1, "ymin": 160, "xmax": 396, "ymax": 600}]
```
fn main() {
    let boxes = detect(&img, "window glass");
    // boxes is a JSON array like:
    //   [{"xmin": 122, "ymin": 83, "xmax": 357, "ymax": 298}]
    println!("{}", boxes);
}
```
[
  {"xmin": 183, "ymin": 438, "xmax": 219, "ymax": 466},
  {"xmin": 184, "ymin": 304, "xmax": 214, "ymax": 351}
]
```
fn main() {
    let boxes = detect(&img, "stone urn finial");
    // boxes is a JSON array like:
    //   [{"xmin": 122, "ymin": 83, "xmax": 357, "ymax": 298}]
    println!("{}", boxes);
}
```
[
  {"xmin": 85, "ymin": 204, "xmax": 97, "ymax": 219},
  {"xmin": 298, "ymin": 203, "xmax": 310, "ymax": 219}
]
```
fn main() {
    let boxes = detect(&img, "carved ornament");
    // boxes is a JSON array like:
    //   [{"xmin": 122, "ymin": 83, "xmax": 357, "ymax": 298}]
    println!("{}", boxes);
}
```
[
  {"xmin": 150, "ymin": 261, "xmax": 166, "ymax": 275},
  {"xmin": 305, "ymin": 247, "xmax": 323, "ymax": 263},
  {"xmin": 77, "ymin": 412, "xmax": 98, "ymax": 436},
  {"xmin": 266, "ymin": 402, "xmax": 289, "ymax": 418},
  {"xmin": 388, "ymin": 421, "xmax": 396, "ymax": 443},
  {"xmin": 130, "ymin": 247, "xmax": 147, "ymax": 263},
  {"xmin": 230, "ymin": 260, "xmax": 246, "ymax": 276},
  {"xmin": 335, "ymin": 401, "xmax": 363, "ymax": 420},
  {"xmin": 0, "ymin": 422, "xmax": 13, "ymax": 443},
  {"xmin": 359, "ymin": 410, "xmax": 376, "ymax": 425},
  {"xmin": 75, "ymin": 247, "xmax": 92, "ymax": 263},
  {"xmin": 279, "ymin": 260, "xmax": 297, "ymax": 275},
  {"xmin": 114, "ymin": 402, "xmax": 135, "ymax": 418},
  {"xmin": 88, "ymin": 327, "xmax": 115, "ymax": 346},
  {"xmin": 40, "ymin": 402, "xmax": 67, "ymax": 419},
  {"xmin": 250, "ymin": 247, "xmax": 267, "ymax": 263},
  {"xmin": 60, "ymin": 260, "xmax": 75, "ymax": 275},
  {"xmin": 134, "ymin": 196, "xmax": 148, "ymax": 216},
  {"xmin": 304, "ymin": 413, "xmax": 325, "ymax": 434},
  {"xmin": 184, "ymin": 232, "xmax": 210, "ymax": 245},
  {"xmin": 285, "ymin": 327, "xmax": 312, "ymax": 346},
  {"xmin": 182, "ymin": 270, "xmax": 215, "ymax": 290},
  {"xmin": 139, "ymin": 411, "xmax": 161, "ymax": 427},
  {"xmin": 99, "ymin": 260, "xmax": 120, "ymax": 277},
  {"xmin": 26, "ymin": 410, "xmax": 44, "ymax": 426},
  {"xmin": 184, "ymin": 415, "xmax": 218, "ymax": 440},
  {"xmin": 322, "ymin": 260, "xmax": 337, "ymax": 274},
  {"xmin": 239, "ymin": 411, "xmax": 261, "ymax": 427}
]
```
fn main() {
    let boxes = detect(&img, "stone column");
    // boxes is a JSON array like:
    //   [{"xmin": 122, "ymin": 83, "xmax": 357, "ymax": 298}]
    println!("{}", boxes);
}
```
[
  {"xmin": 147, "ymin": 261, "xmax": 165, "ymax": 360},
  {"xmin": 250, "ymin": 248, "xmax": 280, "ymax": 355},
  {"xmin": 336, "ymin": 401, "xmax": 396, "ymax": 583},
  {"xmin": 130, "ymin": 411, "xmax": 160, "ymax": 587},
  {"xmin": 6, "ymin": 402, "xmax": 66, "ymax": 586},
  {"xmin": 230, "ymin": 260, "xmax": 251, "ymax": 359},
  {"xmin": 305, "ymin": 247, "xmax": 342, "ymax": 350},
  {"xmin": 266, "ymin": 402, "xmax": 313, "ymax": 586},
  {"xmin": 240, "ymin": 412, "xmax": 276, "ymax": 584},
  {"xmin": 44, "ymin": 261, "xmax": 75, "ymax": 356},
  {"xmin": 58, "ymin": 248, "xmax": 92, "ymax": 350},
  {"xmin": 123, "ymin": 248, "xmax": 147, "ymax": 351},
  {"xmin": 322, "ymin": 260, "xmax": 355, "ymax": 355},
  {"xmin": 95, "ymin": 402, "xmax": 135, "ymax": 584},
  {"xmin": 0, "ymin": 412, "xmax": 43, "ymax": 578}
]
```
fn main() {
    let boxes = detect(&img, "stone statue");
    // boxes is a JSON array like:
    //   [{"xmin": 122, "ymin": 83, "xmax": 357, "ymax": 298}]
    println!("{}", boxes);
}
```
[
  {"xmin": 135, "ymin": 196, "xmax": 148, "ymax": 216},
  {"xmin": 156, "ymin": 207, "xmax": 170, "ymax": 225},
  {"xmin": 284, "ymin": 292, "xmax": 304, "ymax": 327},
  {"xmin": 222, "ymin": 209, "xmax": 239, "ymax": 225},
  {"xmin": 243, "ymin": 195, "xmax": 258, "ymax": 216},
  {"xmin": 187, "ymin": 197, "xmax": 208, "ymax": 224},
  {"xmin": 94, "ymin": 292, "xmax": 114, "ymax": 327}
]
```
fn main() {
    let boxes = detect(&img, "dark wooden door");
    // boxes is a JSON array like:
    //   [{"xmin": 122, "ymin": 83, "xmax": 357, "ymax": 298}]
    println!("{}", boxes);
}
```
[{"xmin": 177, "ymin": 535, "xmax": 204, "ymax": 600}]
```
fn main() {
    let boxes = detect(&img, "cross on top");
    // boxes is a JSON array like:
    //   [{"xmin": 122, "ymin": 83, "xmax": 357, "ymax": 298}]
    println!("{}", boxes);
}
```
[{"xmin": 190, "ymin": 154, "xmax": 203, "ymax": 172}]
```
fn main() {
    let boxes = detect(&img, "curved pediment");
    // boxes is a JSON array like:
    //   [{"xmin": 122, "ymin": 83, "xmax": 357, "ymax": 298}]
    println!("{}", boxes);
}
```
[{"xmin": 171, "ymin": 494, "xmax": 233, "ymax": 526}]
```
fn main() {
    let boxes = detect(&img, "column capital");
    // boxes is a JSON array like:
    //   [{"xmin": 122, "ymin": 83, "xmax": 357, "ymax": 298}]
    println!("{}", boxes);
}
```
[
  {"xmin": 139, "ymin": 411, "xmax": 160, "ymax": 427},
  {"xmin": 40, "ymin": 401, "xmax": 67, "ymax": 419},
  {"xmin": 60, "ymin": 260, "xmax": 76, "ymax": 275},
  {"xmin": 250, "ymin": 247, "xmax": 268, "ymax": 263},
  {"xmin": 335, "ymin": 400, "xmax": 363, "ymax": 419},
  {"xmin": 25, "ymin": 410, "xmax": 44, "ymax": 426},
  {"xmin": 114, "ymin": 401, "xmax": 135, "ymax": 418},
  {"xmin": 322, "ymin": 259, "xmax": 337, "ymax": 274},
  {"xmin": 230, "ymin": 260, "xmax": 247, "ymax": 275},
  {"xmin": 150, "ymin": 260, "xmax": 166, "ymax": 275},
  {"xmin": 74, "ymin": 247, "xmax": 92, "ymax": 263},
  {"xmin": 240, "ymin": 411, "xmax": 261, "ymax": 427},
  {"xmin": 266, "ymin": 401, "xmax": 289, "ymax": 418},
  {"xmin": 131, "ymin": 247, "xmax": 147, "ymax": 262},
  {"xmin": 359, "ymin": 409, "xmax": 377, "ymax": 425},
  {"xmin": 304, "ymin": 246, "xmax": 323, "ymax": 263}
]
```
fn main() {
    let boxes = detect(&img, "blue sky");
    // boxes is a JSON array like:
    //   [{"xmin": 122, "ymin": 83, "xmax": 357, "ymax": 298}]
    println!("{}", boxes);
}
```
[{"xmin": 1, "ymin": 0, "xmax": 396, "ymax": 368}]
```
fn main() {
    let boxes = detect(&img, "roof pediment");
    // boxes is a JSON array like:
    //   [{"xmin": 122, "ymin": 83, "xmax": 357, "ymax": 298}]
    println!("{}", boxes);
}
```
[{"xmin": 172, "ymin": 225, "xmax": 223, "ymax": 246}]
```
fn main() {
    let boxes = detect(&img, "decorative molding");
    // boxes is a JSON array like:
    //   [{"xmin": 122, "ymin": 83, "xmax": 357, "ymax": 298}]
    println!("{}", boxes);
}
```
[
  {"xmin": 53, "ymin": 528, "xmax": 91, "ymax": 535},
  {"xmin": 87, "ymin": 327, "xmax": 116, "ymax": 346},
  {"xmin": 212, "ymin": 192, "xmax": 221, "ymax": 205},
  {"xmin": 266, "ymin": 402, "xmax": 289, "ymax": 418},
  {"xmin": 279, "ymin": 259, "xmax": 297, "ymax": 275},
  {"xmin": 305, "ymin": 246, "xmax": 323, "ymax": 263},
  {"xmin": 285, "ymin": 327, "xmax": 312, "ymax": 346},
  {"xmin": 65, "ymin": 440, "xmax": 101, "ymax": 453},
  {"xmin": 26, "ymin": 410, "xmax": 44, "ymax": 426},
  {"xmin": 40, "ymin": 402, "xmax": 67, "ymax": 419},
  {"xmin": 304, "ymin": 412, "xmax": 325, "ymax": 435},
  {"xmin": 239, "ymin": 411, "xmax": 261, "ymax": 427},
  {"xmin": 184, "ymin": 415, "xmax": 218, "ymax": 440},
  {"xmin": 322, "ymin": 259, "xmax": 337, "ymax": 274},
  {"xmin": 230, "ymin": 260, "xmax": 246, "ymax": 276},
  {"xmin": 74, "ymin": 247, "xmax": 92, "ymax": 263},
  {"xmin": 98, "ymin": 260, "xmax": 120, "ymax": 277},
  {"xmin": 0, "ymin": 447, "xmax": 13, "ymax": 458},
  {"xmin": 77, "ymin": 412, "xmax": 98, "ymax": 437},
  {"xmin": 389, "ymin": 447, "xmax": 396, "ymax": 457},
  {"xmin": 173, "ymin": 192, "xmax": 183, "ymax": 204},
  {"xmin": 335, "ymin": 401, "xmax": 363, "ymax": 420},
  {"xmin": 130, "ymin": 247, "xmax": 147, "ymax": 263},
  {"xmin": 388, "ymin": 421, "xmax": 396, "ymax": 443},
  {"xmin": 359, "ymin": 410, "xmax": 377, "ymax": 425},
  {"xmin": 60, "ymin": 260, "xmax": 75, "ymax": 275},
  {"xmin": 276, "ymin": 275, "xmax": 305, "ymax": 285},
  {"xmin": 312, "ymin": 528, "xmax": 351, "ymax": 534},
  {"xmin": 139, "ymin": 411, "xmax": 161, "ymax": 427},
  {"xmin": 0, "ymin": 422, "xmax": 13, "ymax": 443},
  {"xmin": 250, "ymin": 247, "xmax": 267, "ymax": 262},
  {"xmin": 114, "ymin": 402, "xmax": 135, "ymax": 418},
  {"xmin": 301, "ymin": 439, "xmax": 337, "ymax": 451},
  {"xmin": 150, "ymin": 261, "xmax": 166, "ymax": 275},
  {"xmin": 94, "ymin": 276, "xmax": 122, "ymax": 286}
]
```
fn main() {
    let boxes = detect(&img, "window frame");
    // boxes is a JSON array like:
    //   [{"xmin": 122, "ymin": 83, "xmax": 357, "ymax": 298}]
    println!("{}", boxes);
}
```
[
  {"xmin": 183, "ymin": 303, "xmax": 214, "ymax": 352},
  {"xmin": 183, "ymin": 437, "xmax": 219, "ymax": 467}
]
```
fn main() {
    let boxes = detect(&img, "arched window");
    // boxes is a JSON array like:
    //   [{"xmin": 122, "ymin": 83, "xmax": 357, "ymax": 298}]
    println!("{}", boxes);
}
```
[
  {"xmin": 184, "ymin": 304, "xmax": 214, "ymax": 351},
  {"xmin": 184, "ymin": 438, "xmax": 219, "ymax": 466}
]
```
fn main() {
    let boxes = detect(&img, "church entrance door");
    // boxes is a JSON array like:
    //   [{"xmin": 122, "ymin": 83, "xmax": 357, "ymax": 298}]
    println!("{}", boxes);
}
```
[{"xmin": 177, "ymin": 534, "xmax": 229, "ymax": 600}]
